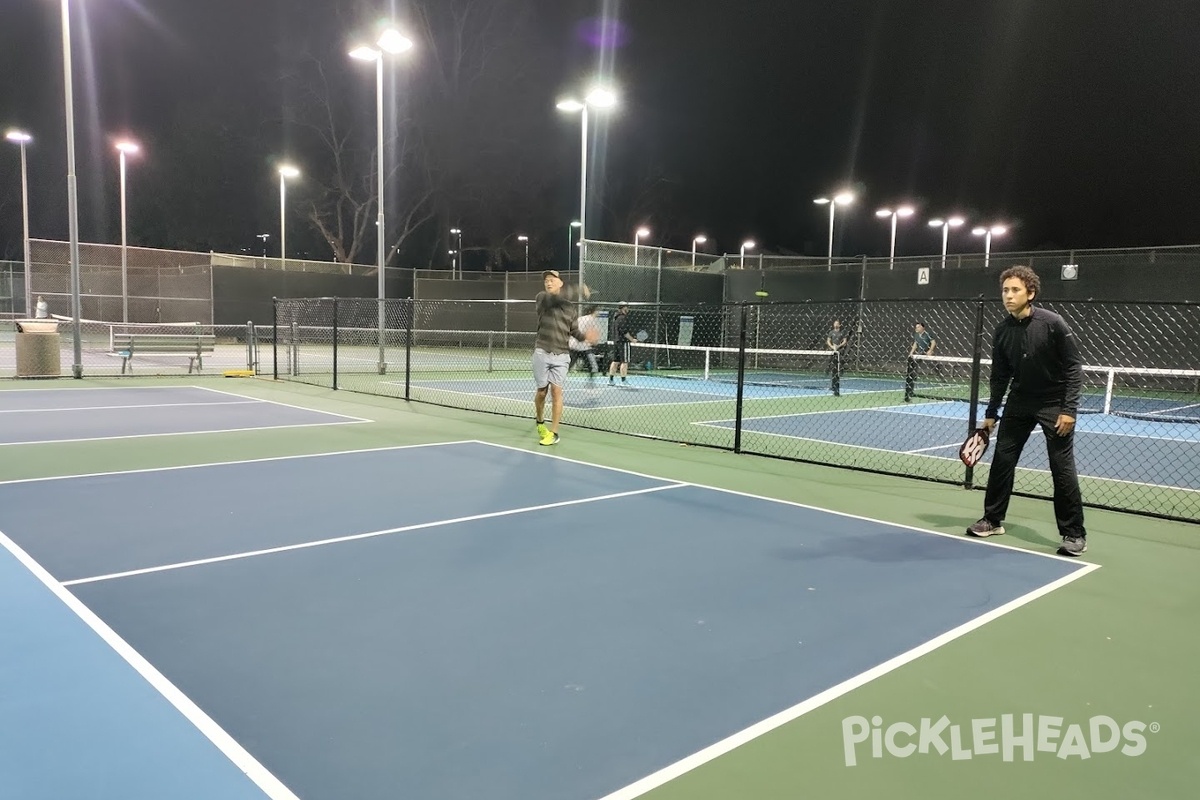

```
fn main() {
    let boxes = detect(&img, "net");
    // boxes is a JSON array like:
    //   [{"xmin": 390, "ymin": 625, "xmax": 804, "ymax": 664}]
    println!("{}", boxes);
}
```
[
  {"xmin": 911, "ymin": 354, "xmax": 1200, "ymax": 423},
  {"xmin": 626, "ymin": 341, "xmax": 836, "ymax": 388}
]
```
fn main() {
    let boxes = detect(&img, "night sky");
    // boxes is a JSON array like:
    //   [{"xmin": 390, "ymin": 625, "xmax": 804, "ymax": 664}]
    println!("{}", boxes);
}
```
[{"xmin": 2, "ymin": 0, "xmax": 1199, "ymax": 268}]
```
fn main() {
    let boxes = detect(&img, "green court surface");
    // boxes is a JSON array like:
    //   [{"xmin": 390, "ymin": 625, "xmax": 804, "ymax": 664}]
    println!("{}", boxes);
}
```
[{"xmin": 2, "ymin": 376, "xmax": 1196, "ymax": 800}]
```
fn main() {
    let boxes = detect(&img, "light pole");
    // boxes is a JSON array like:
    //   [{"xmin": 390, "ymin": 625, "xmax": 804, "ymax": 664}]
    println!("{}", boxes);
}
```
[
  {"xmin": 928, "ymin": 216, "xmax": 965, "ymax": 269},
  {"xmin": 740, "ymin": 239, "xmax": 756, "ymax": 269},
  {"xmin": 874, "ymin": 205, "xmax": 914, "ymax": 269},
  {"xmin": 350, "ymin": 26, "xmax": 413, "ymax": 374},
  {"xmin": 633, "ymin": 226, "xmax": 650, "ymax": 266},
  {"xmin": 691, "ymin": 234, "xmax": 707, "ymax": 267},
  {"xmin": 972, "ymin": 224, "xmax": 1007, "ymax": 269},
  {"xmin": 114, "ymin": 141, "xmax": 140, "ymax": 322},
  {"xmin": 517, "ymin": 235, "xmax": 529, "ymax": 271},
  {"xmin": 568, "ymin": 221, "xmax": 581, "ymax": 271},
  {"xmin": 5, "ymin": 130, "xmax": 32, "ymax": 317},
  {"xmin": 557, "ymin": 86, "xmax": 617, "ymax": 296},
  {"xmin": 813, "ymin": 190, "xmax": 855, "ymax": 270},
  {"xmin": 450, "ymin": 227, "xmax": 463, "ymax": 278},
  {"xmin": 59, "ymin": 0, "xmax": 83, "ymax": 376},
  {"xmin": 278, "ymin": 164, "xmax": 300, "ymax": 271}
]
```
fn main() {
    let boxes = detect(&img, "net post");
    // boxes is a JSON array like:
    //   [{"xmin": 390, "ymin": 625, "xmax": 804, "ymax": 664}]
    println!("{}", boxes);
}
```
[
  {"xmin": 246, "ymin": 320, "xmax": 255, "ymax": 372},
  {"xmin": 404, "ymin": 298, "xmax": 413, "ymax": 400},
  {"xmin": 1104, "ymin": 370, "xmax": 1115, "ymax": 415},
  {"xmin": 733, "ymin": 304, "xmax": 749, "ymax": 454},
  {"xmin": 964, "ymin": 297, "xmax": 987, "ymax": 489},
  {"xmin": 271, "ymin": 297, "xmax": 278, "ymax": 381},
  {"xmin": 488, "ymin": 330, "xmax": 494, "ymax": 372},
  {"xmin": 332, "ymin": 297, "xmax": 339, "ymax": 391}
]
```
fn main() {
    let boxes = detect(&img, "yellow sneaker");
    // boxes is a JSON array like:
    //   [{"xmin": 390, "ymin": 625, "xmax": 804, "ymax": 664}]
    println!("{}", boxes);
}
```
[{"xmin": 539, "ymin": 431, "xmax": 560, "ymax": 446}]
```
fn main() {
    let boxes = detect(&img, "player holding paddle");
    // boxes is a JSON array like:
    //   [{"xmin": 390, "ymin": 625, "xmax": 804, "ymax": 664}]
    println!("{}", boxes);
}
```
[
  {"xmin": 534, "ymin": 269, "xmax": 599, "ymax": 446},
  {"xmin": 966, "ymin": 266, "xmax": 1089, "ymax": 557}
]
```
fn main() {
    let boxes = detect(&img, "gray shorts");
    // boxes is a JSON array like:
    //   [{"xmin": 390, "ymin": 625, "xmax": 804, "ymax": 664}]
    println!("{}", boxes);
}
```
[{"xmin": 533, "ymin": 348, "xmax": 570, "ymax": 388}]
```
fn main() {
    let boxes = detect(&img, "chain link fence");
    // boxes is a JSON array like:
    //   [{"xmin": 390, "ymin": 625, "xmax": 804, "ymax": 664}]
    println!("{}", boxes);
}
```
[{"xmin": 272, "ymin": 296, "xmax": 1200, "ymax": 523}]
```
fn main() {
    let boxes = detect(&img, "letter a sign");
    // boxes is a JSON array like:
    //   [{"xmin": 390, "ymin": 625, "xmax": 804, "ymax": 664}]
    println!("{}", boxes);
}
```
[{"xmin": 917, "ymin": 267, "xmax": 930, "ymax": 286}]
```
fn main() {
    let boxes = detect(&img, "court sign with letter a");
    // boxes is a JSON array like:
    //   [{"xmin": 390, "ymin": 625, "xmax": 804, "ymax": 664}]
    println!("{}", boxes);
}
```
[{"xmin": 917, "ymin": 267, "xmax": 930, "ymax": 286}]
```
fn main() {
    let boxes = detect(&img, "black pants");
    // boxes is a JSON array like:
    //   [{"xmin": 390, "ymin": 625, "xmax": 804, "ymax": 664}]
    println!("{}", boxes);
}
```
[
  {"xmin": 830, "ymin": 351, "xmax": 842, "ymax": 395},
  {"xmin": 984, "ymin": 405, "xmax": 1086, "ymax": 538},
  {"xmin": 904, "ymin": 356, "xmax": 917, "ymax": 399}
]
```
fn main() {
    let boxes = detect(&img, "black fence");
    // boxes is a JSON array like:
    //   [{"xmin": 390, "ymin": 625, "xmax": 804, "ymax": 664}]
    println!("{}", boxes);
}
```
[{"xmin": 272, "ymin": 296, "xmax": 1200, "ymax": 523}]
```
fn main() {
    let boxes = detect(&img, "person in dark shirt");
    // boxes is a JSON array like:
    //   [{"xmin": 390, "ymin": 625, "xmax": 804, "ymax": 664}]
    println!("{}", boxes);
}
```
[
  {"xmin": 826, "ymin": 319, "xmax": 848, "ymax": 396},
  {"xmin": 903, "ymin": 322, "xmax": 937, "ymax": 401},
  {"xmin": 607, "ymin": 303, "xmax": 636, "ymax": 385},
  {"xmin": 966, "ymin": 265, "xmax": 1088, "ymax": 556}
]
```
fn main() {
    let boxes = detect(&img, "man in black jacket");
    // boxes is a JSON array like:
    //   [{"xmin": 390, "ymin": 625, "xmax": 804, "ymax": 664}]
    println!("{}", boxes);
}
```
[{"xmin": 966, "ymin": 266, "xmax": 1089, "ymax": 557}]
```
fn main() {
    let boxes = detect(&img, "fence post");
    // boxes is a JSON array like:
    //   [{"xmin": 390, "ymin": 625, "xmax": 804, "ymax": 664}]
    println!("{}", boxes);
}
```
[
  {"xmin": 332, "ymin": 297, "xmax": 339, "ymax": 390},
  {"xmin": 964, "ymin": 296, "xmax": 987, "ymax": 488},
  {"xmin": 733, "ymin": 303, "xmax": 749, "ymax": 454},
  {"xmin": 271, "ymin": 297, "xmax": 278, "ymax": 381},
  {"xmin": 404, "ymin": 298, "xmax": 413, "ymax": 401}
]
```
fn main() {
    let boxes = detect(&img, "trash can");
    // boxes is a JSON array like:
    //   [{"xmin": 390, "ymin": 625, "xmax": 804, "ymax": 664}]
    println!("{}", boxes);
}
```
[{"xmin": 14, "ymin": 319, "xmax": 62, "ymax": 378}]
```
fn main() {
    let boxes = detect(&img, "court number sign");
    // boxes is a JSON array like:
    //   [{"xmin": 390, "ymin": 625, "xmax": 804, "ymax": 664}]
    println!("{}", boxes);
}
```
[{"xmin": 917, "ymin": 267, "xmax": 930, "ymax": 286}]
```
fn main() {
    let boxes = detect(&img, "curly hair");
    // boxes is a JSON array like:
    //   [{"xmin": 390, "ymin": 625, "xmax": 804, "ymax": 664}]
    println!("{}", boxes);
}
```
[{"xmin": 1000, "ymin": 265, "xmax": 1040, "ymax": 299}]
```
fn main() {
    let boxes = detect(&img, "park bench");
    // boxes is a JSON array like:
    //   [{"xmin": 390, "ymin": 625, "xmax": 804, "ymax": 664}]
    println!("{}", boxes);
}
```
[{"xmin": 111, "ymin": 332, "xmax": 216, "ymax": 374}]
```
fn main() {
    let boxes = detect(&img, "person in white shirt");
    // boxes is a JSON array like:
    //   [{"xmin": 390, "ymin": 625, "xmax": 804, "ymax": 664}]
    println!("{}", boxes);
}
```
[{"xmin": 569, "ymin": 305, "xmax": 601, "ymax": 387}]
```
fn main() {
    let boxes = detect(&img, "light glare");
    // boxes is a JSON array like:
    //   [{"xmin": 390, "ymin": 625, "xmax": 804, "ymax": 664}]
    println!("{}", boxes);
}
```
[
  {"xmin": 377, "ymin": 28, "xmax": 413, "ymax": 54},
  {"xmin": 5, "ymin": 129, "xmax": 32, "ymax": 143},
  {"xmin": 349, "ymin": 46, "xmax": 379, "ymax": 61},
  {"xmin": 278, "ymin": 165, "xmax": 300, "ymax": 178}
]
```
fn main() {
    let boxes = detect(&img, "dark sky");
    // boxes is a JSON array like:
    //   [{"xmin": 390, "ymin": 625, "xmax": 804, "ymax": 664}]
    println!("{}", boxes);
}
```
[{"xmin": 3, "ymin": 0, "xmax": 1199, "ymax": 265}]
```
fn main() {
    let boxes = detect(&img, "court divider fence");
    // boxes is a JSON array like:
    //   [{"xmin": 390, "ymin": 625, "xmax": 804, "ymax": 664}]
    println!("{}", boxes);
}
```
[{"xmin": 272, "ymin": 296, "xmax": 1200, "ymax": 523}]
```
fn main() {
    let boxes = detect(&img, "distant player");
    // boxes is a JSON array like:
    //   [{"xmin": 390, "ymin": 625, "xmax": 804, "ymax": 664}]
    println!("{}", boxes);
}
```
[
  {"xmin": 607, "ymin": 302, "xmax": 635, "ymax": 385},
  {"xmin": 826, "ymin": 319, "xmax": 848, "ymax": 396},
  {"xmin": 569, "ymin": 305, "xmax": 601, "ymax": 388},
  {"xmin": 904, "ymin": 321, "xmax": 937, "ymax": 401}
]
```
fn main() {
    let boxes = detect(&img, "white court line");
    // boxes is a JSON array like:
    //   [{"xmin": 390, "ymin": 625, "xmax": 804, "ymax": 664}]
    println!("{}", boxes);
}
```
[
  {"xmin": 0, "ymin": 400, "xmax": 262, "ymax": 414},
  {"xmin": 0, "ymin": 419, "xmax": 371, "ymax": 448},
  {"xmin": 187, "ymin": 385, "xmax": 374, "ymax": 423},
  {"xmin": 594, "ymin": 564, "xmax": 1099, "ymax": 800},
  {"xmin": 62, "ymin": 484, "xmax": 686, "ymax": 586},
  {"xmin": 0, "ymin": 529, "xmax": 302, "ymax": 800},
  {"xmin": 0, "ymin": 440, "xmax": 479, "ymax": 486},
  {"xmin": 467, "ymin": 440, "xmax": 1103, "ymax": 797},
  {"xmin": 470, "ymin": 440, "xmax": 1092, "ymax": 564}
]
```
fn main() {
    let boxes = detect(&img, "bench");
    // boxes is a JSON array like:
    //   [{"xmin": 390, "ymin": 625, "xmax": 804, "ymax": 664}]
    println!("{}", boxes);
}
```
[{"xmin": 112, "ymin": 333, "xmax": 217, "ymax": 374}]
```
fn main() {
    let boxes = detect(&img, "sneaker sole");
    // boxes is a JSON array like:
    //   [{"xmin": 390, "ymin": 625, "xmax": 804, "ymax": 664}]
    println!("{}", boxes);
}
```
[
  {"xmin": 965, "ymin": 526, "xmax": 1005, "ymax": 538},
  {"xmin": 539, "ymin": 436, "xmax": 559, "ymax": 447},
  {"xmin": 1057, "ymin": 545, "xmax": 1087, "ymax": 557}
]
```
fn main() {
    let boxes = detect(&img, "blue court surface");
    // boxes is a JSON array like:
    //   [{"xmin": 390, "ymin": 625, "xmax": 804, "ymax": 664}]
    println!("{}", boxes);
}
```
[
  {"xmin": 699, "ymin": 400, "xmax": 1200, "ymax": 490},
  {"xmin": 0, "ymin": 386, "xmax": 368, "ymax": 445},
  {"xmin": 405, "ymin": 374, "xmax": 892, "ymax": 409},
  {"xmin": 0, "ymin": 441, "xmax": 1093, "ymax": 800}
]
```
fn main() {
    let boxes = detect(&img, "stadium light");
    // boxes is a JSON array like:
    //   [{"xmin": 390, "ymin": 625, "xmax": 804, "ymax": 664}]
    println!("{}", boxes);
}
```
[
  {"xmin": 633, "ymin": 226, "xmax": 650, "ymax": 266},
  {"xmin": 114, "ymin": 140, "xmax": 141, "ymax": 322},
  {"xmin": 875, "ymin": 205, "xmax": 915, "ymax": 270},
  {"xmin": 928, "ymin": 216, "xmax": 966, "ymax": 268},
  {"xmin": 557, "ymin": 84, "xmax": 619, "ymax": 295},
  {"xmin": 972, "ymin": 224, "xmax": 1008, "ymax": 269},
  {"xmin": 5, "ymin": 130, "xmax": 33, "ymax": 316},
  {"xmin": 814, "ymin": 190, "xmax": 855, "ymax": 270},
  {"xmin": 691, "ymin": 234, "xmax": 707, "ymax": 267},
  {"xmin": 450, "ymin": 227, "xmax": 463, "ymax": 278},
  {"xmin": 517, "ymin": 234, "xmax": 530, "ymax": 271},
  {"xmin": 277, "ymin": 164, "xmax": 300, "ymax": 272},
  {"xmin": 739, "ymin": 239, "xmax": 757, "ymax": 269},
  {"xmin": 349, "ymin": 25, "xmax": 414, "ymax": 374}
]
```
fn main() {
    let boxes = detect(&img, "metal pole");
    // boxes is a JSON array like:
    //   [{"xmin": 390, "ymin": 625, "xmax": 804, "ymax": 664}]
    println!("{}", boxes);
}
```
[
  {"xmin": 120, "ymin": 150, "xmax": 128, "ymax": 321},
  {"xmin": 279, "ymin": 172, "xmax": 287, "ymax": 272},
  {"xmin": 375, "ymin": 55, "xmax": 387, "ymax": 374},
  {"xmin": 19, "ymin": 142, "xmax": 31, "ymax": 317},
  {"xmin": 826, "ymin": 202, "xmax": 835, "ymax": 270},
  {"xmin": 941, "ymin": 223, "xmax": 949, "ymax": 269},
  {"xmin": 578, "ymin": 106, "xmax": 588, "ymax": 299},
  {"xmin": 984, "ymin": 232, "xmax": 992, "ymax": 270},
  {"xmin": 691, "ymin": 240, "xmax": 697, "ymax": 268},
  {"xmin": 889, "ymin": 212, "xmax": 898, "ymax": 270},
  {"xmin": 62, "ymin": 0, "xmax": 83, "ymax": 378}
]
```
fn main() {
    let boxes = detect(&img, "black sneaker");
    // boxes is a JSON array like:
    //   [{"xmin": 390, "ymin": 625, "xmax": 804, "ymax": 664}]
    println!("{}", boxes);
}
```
[
  {"xmin": 966, "ymin": 518, "xmax": 1005, "ymax": 537},
  {"xmin": 1057, "ymin": 535, "xmax": 1087, "ymax": 557}
]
